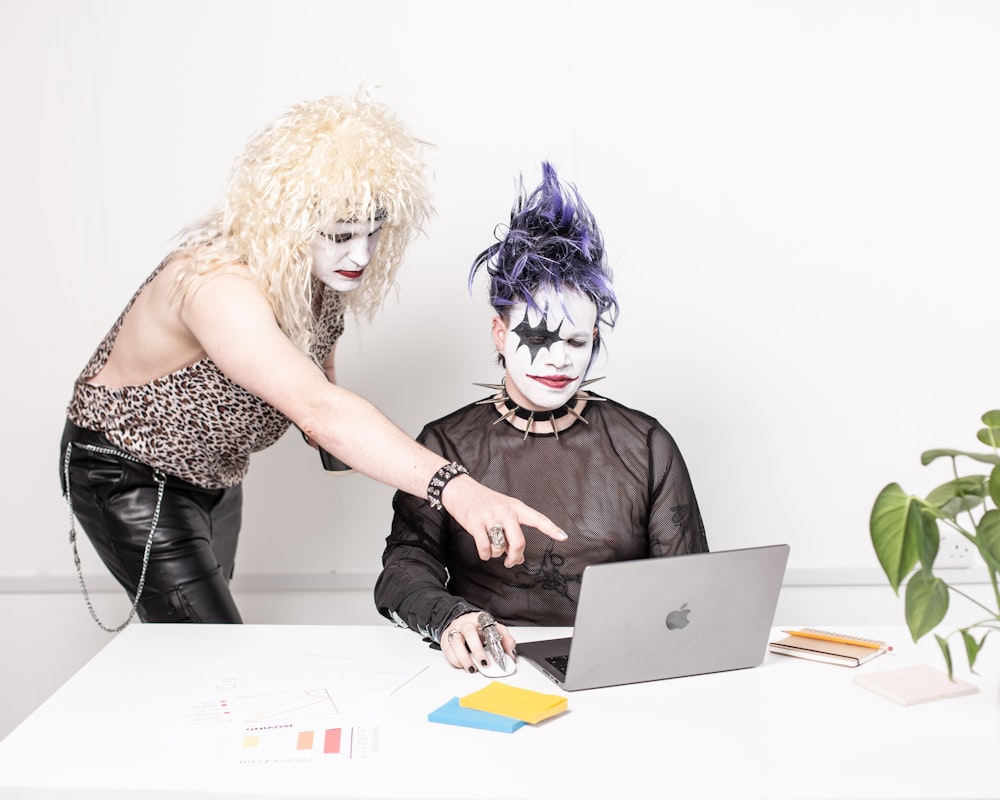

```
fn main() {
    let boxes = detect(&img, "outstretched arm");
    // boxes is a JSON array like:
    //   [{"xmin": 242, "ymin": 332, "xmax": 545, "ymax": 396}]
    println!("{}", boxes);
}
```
[{"xmin": 183, "ymin": 273, "xmax": 566, "ymax": 564}]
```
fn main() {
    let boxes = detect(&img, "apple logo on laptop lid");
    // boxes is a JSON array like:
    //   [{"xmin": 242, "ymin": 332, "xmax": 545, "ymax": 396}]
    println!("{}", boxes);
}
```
[{"xmin": 665, "ymin": 603, "xmax": 691, "ymax": 630}]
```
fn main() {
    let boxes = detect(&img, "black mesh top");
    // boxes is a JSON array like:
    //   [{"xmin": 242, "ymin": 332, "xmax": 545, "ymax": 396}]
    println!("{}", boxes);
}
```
[{"xmin": 373, "ymin": 392, "xmax": 709, "ymax": 642}]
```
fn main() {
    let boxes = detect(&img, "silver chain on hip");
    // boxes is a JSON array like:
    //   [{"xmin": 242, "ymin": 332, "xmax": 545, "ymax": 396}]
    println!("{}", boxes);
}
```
[{"xmin": 62, "ymin": 441, "xmax": 165, "ymax": 633}]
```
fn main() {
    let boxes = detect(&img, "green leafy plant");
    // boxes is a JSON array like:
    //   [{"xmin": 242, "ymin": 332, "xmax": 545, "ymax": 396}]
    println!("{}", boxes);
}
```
[{"xmin": 870, "ymin": 410, "xmax": 1000, "ymax": 677}]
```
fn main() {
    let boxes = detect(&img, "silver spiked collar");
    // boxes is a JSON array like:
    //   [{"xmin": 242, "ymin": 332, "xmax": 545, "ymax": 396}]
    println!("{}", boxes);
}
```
[{"xmin": 472, "ymin": 377, "xmax": 606, "ymax": 441}]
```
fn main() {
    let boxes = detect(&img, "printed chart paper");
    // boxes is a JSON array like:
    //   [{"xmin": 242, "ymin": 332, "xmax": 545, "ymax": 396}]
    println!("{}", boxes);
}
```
[{"xmin": 153, "ymin": 646, "xmax": 427, "ymax": 767}]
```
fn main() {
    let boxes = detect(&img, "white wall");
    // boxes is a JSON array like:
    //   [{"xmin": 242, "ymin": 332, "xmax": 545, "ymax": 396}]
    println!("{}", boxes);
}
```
[{"xmin": 2, "ymin": 0, "xmax": 998, "ymax": 738}]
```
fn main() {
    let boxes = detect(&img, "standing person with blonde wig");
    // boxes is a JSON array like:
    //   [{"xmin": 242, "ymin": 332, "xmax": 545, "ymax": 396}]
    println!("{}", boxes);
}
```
[{"xmin": 60, "ymin": 92, "xmax": 566, "ymax": 629}]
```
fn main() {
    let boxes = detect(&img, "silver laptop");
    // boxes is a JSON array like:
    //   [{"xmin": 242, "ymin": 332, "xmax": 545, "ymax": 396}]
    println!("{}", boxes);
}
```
[{"xmin": 516, "ymin": 544, "xmax": 789, "ymax": 691}]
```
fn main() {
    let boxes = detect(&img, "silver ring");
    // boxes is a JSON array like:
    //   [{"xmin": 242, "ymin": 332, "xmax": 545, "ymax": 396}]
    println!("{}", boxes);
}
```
[
  {"xmin": 477, "ymin": 611, "xmax": 497, "ymax": 631},
  {"xmin": 446, "ymin": 629, "xmax": 462, "ymax": 642},
  {"xmin": 487, "ymin": 525, "xmax": 507, "ymax": 549}
]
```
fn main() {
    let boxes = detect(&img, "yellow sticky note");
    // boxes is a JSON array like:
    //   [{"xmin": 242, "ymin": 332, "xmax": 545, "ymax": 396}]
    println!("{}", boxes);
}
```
[{"xmin": 459, "ymin": 681, "xmax": 568, "ymax": 724}]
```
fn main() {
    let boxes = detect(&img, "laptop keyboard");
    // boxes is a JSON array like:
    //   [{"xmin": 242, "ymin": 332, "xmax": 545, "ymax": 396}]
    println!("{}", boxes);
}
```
[{"xmin": 545, "ymin": 654, "xmax": 569, "ymax": 674}]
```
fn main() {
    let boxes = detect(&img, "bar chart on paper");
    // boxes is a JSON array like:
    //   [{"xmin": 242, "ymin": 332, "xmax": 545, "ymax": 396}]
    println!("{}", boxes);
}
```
[
  {"xmin": 159, "ymin": 687, "xmax": 383, "ymax": 765},
  {"xmin": 238, "ymin": 719, "xmax": 380, "ymax": 763},
  {"xmin": 151, "ymin": 644, "xmax": 427, "ymax": 767},
  {"xmin": 232, "ymin": 688, "xmax": 382, "ymax": 763}
]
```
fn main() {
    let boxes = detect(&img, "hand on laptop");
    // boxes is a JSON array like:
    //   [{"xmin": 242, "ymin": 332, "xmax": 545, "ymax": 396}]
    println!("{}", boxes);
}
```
[{"xmin": 442, "ymin": 612, "xmax": 516, "ymax": 676}]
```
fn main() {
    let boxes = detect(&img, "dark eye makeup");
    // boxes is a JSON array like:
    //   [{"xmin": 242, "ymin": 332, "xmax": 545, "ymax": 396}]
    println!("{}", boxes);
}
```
[{"xmin": 319, "ymin": 228, "xmax": 382, "ymax": 244}]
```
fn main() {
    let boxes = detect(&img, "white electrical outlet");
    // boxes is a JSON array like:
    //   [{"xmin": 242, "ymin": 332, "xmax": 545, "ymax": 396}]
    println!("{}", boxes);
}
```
[{"xmin": 937, "ymin": 530, "xmax": 976, "ymax": 568}]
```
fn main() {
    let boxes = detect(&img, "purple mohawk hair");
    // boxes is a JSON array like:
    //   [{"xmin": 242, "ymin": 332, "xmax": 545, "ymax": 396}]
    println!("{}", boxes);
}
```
[{"xmin": 469, "ymin": 162, "xmax": 619, "ymax": 345}]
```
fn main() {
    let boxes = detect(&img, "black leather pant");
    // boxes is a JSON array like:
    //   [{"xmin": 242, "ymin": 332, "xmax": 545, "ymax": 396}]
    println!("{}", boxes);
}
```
[{"xmin": 60, "ymin": 420, "xmax": 243, "ymax": 623}]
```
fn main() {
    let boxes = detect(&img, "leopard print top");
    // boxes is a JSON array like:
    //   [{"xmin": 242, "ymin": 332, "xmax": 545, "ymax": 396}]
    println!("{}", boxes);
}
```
[{"xmin": 66, "ymin": 261, "xmax": 346, "ymax": 489}]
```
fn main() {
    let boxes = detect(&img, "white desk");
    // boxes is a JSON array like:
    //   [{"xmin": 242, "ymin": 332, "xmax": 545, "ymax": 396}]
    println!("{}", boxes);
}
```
[{"xmin": 0, "ymin": 624, "xmax": 997, "ymax": 800}]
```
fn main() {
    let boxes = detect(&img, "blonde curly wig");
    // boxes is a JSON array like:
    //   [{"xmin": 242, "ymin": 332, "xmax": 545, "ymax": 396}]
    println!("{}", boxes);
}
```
[{"xmin": 172, "ymin": 90, "xmax": 433, "ymax": 354}]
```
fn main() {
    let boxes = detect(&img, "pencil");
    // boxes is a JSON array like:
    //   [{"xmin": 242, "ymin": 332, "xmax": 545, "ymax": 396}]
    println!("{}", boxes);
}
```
[{"xmin": 782, "ymin": 628, "xmax": 893, "ymax": 652}]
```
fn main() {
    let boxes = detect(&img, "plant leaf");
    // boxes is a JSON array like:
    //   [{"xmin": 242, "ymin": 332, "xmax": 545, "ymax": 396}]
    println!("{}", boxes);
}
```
[
  {"xmin": 916, "ymin": 512, "xmax": 940, "ymax": 570},
  {"xmin": 990, "ymin": 465, "xmax": 1000, "ymax": 509},
  {"xmin": 871, "ymin": 484, "xmax": 927, "ymax": 592},
  {"xmin": 934, "ymin": 633, "xmax": 955, "ymax": 680},
  {"xmin": 977, "ymin": 430, "xmax": 1000, "ymax": 449},
  {"xmin": 982, "ymin": 409, "xmax": 1000, "ymax": 426},
  {"xmin": 921, "ymin": 448, "xmax": 1000, "ymax": 467},
  {"xmin": 977, "ymin": 509, "xmax": 1000, "ymax": 574},
  {"xmin": 905, "ymin": 571, "xmax": 949, "ymax": 640},
  {"xmin": 960, "ymin": 629, "xmax": 984, "ymax": 675},
  {"xmin": 977, "ymin": 409, "xmax": 1000, "ymax": 447},
  {"xmin": 926, "ymin": 476, "xmax": 988, "ymax": 518}
]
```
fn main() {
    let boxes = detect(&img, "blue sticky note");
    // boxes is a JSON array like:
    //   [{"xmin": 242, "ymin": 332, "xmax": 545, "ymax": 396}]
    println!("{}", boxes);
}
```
[{"xmin": 428, "ymin": 697, "xmax": 526, "ymax": 733}]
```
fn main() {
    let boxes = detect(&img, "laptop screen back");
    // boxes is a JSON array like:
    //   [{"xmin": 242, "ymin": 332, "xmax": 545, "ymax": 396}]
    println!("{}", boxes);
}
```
[{"xmin": 519, "ymin": 544, "xmax": 790, "ymax": 691}]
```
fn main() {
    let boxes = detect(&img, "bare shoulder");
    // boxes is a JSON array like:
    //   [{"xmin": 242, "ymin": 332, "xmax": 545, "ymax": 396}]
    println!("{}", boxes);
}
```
[
  {"xmin": 94, "ymin": 256, "xmax": 216, "ymax": 387},
  {"xmin": 180, "ymin": 264, "xmax": 328, "ymax": 414},
  {"xmin": 180, "ymin": 264, "xmax": 277, "ymax": 339}
]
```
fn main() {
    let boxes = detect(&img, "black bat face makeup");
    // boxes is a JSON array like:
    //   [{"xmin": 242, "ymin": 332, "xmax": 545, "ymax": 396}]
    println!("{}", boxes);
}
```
[
  {"xmin": 500, "ymin": 286, "xmax": 597, "ymax": 411},
  {"xmin": 511, "ymin": 315, "xmax": 567, "ymax": 362}
]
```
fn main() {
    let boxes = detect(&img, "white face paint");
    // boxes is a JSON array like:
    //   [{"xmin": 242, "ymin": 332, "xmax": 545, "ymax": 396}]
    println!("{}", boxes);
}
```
[
  {"xmin": 494, "ymin": 286, "xmax": 598, "ymax": 411},
  {"xmin": 310, "ymin": 220, "xmax": 384, "ymax": 292}
]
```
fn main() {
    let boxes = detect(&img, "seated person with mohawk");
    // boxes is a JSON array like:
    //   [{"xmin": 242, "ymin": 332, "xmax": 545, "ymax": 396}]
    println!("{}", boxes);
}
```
[{"xmin": 374, "ymin": 162, "xmax": 709, "ymax": 673}]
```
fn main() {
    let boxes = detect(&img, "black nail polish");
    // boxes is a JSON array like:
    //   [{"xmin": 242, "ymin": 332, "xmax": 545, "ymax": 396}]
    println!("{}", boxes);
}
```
[
  {"xmin": 481, "ymin": 659, "xmax": 488, "ymax": 667},
  {"xmin": 468, "ymin": 666, "xmax": 476, "ymax": 673}
]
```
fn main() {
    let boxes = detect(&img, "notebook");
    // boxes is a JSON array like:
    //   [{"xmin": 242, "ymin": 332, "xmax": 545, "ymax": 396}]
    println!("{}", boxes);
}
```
[
  {"xmin": 516, "ymin": 544, "xmax": 790, "ymax": 691},
  {"xmin": 768, "ymin": 631, "xmax": 888, "ymax": 666}
]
